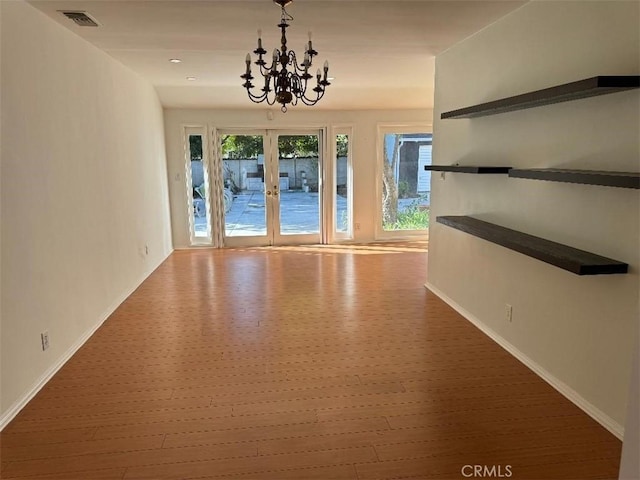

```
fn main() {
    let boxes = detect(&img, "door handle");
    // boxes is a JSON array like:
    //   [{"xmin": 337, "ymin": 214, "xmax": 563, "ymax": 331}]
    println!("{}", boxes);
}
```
[
  {"xmin": 266, "ymin": 190, "xmax": 272, "ymax": 196},
  {"xmin": 273, "ymin": 185, "xmax": 279, "ymax": 197}
]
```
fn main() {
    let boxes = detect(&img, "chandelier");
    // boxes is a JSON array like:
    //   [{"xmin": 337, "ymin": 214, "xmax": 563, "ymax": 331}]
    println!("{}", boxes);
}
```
[{"xmin": 241, "ymin": 0, "xmax": 331, "ymax": 113}]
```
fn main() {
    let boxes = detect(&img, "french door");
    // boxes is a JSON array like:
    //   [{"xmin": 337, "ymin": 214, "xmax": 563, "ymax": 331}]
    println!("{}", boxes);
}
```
[{"xmin": 222, "ymin": 129, "xmax": 323, "ymax": 247}]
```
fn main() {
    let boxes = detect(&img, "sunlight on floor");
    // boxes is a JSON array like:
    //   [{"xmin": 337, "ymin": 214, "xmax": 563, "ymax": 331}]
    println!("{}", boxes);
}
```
[{"xmin": 235, "ymin": 241, "xmax": 428, "ymax": 255}]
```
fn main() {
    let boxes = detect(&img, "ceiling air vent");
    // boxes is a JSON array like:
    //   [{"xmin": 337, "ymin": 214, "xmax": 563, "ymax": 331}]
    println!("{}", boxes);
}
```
[{"xmin": 59, "ymin": 11, "xmax": 100, "ymax": 27}]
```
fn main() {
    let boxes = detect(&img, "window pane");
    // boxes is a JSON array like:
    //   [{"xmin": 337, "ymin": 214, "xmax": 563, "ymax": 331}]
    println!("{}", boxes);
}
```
[
  {"xmin": 381, "ymin": 132, "xmax": 431, "ymax": 232},
  {"xmin": 335, "ymin": 134, "xmax": 350, "ymax": 234},
  {"xmin": 188, "ymin": 134, "xmax": 208, "ymax": 238}
]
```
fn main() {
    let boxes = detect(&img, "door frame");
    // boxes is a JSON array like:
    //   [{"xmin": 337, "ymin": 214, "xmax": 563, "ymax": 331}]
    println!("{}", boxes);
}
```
[
  {"xmin": 269, "ymin": 129, "xmax": 325, "ymax": 246},
  {"xmin": 218, "ymin": 127, "xmax": 327, "ymax": 247}
]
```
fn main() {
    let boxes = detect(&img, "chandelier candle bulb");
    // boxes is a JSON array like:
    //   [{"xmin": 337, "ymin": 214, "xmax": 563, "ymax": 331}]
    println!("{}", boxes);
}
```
[
  {"xmin": 245, "ymin": 53, "xmax": 251, "ymax": 73},
  {"xmin": 257, "ymin": 30, "xmax": 263, "ymax": 49}
]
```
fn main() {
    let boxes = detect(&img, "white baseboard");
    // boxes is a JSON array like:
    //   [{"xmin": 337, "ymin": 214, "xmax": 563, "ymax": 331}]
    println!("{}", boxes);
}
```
[
  {"xmin": 425, "ymin": 282, "xmax": 624, "ymax": 440},
  {"xmin": 0, "ymin": 251, "xmax": 173, "ymax": 431}
]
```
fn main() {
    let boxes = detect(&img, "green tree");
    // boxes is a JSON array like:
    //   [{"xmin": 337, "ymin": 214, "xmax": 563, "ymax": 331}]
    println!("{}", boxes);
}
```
[
  {"xmin": 189, "ymin": 135, "xmax": 203, "ymax": 160},
  {"xmin": 382, "ymin": 134, "xmax": 400, "ymax": 225},
  {"xmin": 221, "ymin": 134, "xmax": 323, "ymax": 159},
  {"xmin": 278, "ymin": 136, "xmax": 318, "ymax": 158},
  {"xmin": 221, "ymin": 135, "xmax": 263, "ymax": 159},
  {"xmin": 336, "ymin": 135, "xmax": 348, "ymax": 157}
]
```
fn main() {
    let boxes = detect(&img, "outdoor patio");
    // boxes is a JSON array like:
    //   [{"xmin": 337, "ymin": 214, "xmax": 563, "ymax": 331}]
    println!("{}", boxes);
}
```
[{"xmin": 194, "ymin": 191, "xmax": 425, "ymax": 237}]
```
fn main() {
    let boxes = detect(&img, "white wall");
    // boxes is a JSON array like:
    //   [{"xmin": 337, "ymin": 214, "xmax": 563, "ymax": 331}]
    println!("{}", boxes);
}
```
[
  {"xmin": 619, "ymin": 340, "xmax": 639, "ymax": 479},
  {"xmin": 163, "ymin": 109, "xmax": 432, "ymax": 248},
  {"xmin": 0, "ymin": 0, "xmax": 173, "ymax": 425},
  {"xmin": 428, "ymin": 0, "xmax": 639, "ymax": 437},
  {"xmin": 0, "ymin": 0, "xmax": 4, "ymax": 415}
]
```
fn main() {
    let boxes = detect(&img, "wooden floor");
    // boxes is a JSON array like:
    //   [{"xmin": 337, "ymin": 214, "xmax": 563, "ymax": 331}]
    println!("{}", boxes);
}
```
[{"xmin": 0, "ymin": 242, "xmax": 621, "ymax": 479}]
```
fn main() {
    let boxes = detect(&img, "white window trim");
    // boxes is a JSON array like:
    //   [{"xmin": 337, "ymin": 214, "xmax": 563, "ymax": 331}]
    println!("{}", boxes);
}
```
[
  {"xmin": 375, "ymin": 123, "xmax": 433, "ymax": 241},
  {"xmin": 184, "ymin": 125, "xmax": 213, "ymax": 246},
  {"xmin": 328, "ymin": 125, "xmax": 354, "ymax": 243}
]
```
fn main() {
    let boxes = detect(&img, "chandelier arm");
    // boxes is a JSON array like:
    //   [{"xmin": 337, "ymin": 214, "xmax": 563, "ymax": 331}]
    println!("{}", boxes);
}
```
[
  {"xmin": 246, "ymin": 91, "xmax": 267, "ymax": 104},
  {"xmin": 261, "ymin": 51, "xmax": 280, "ymax": 76},
  {"xmin": 287, "ymin": 51, "xmax": 308, "ymax": 76},
  {"xmin": 299, "ymin": 88, "xmax": 325, "ymax": 106},
  {"xmin": 289, "ymin": 73, "xmax": 311, "ymax": 98},
  {"xmin": 251, "ymin": 93, "xmax": 277, "ymax": 106},
  {"xmin": 258, "ymin": 61, "xmax": 275, "ymax": 78},
  {"xmin": 246, "ymin": 87, "xmax": 274, "ymax": 105}
]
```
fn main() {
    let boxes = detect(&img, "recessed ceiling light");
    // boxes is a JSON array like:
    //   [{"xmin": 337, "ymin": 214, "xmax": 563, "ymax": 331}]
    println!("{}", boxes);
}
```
[
  {"xmin": 328, "ymin": 77, "xmax": 335, "ymax": 81},
  {"xmin": 186, "ymin": 76, "xmax": 197, "ymax": 81},
  {"xmin": 169, "ymin": 58, "xmax": 182, "ymax": 63}
]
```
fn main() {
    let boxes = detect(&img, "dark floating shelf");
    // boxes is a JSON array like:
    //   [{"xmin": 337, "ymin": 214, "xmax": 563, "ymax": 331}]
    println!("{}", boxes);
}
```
[
  {"xmin": 424, "ymin": 165, "xmax": 511, "ymax": 174},
  {"xmin": 437, "ymin": 216, "xmax": 628, "ymax": 276},
  {"xmin": 441, "ymin": 76, "xmax": 640, "ymax": 119},
  {"xmin": 509, "ymin": 168, "xmax": 640, "ymax": 189}
]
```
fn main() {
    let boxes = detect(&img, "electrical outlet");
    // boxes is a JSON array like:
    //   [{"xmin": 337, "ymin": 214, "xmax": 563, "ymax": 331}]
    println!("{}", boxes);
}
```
[
  {"xmin": 505, "ymin": 304, "xmax": 513, "ymax": 323},
  {"xmin": 355, "ymin": 223, "xmax": 361, "ymax": 230},
  {"xmin": 41, "ymin": 331, "xmax": 50, "ymax": 351}
]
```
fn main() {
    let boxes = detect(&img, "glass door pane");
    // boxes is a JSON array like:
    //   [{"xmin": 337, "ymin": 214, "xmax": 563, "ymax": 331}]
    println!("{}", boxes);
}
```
[
  {"xmin": 221, "ymin": 130, "xmax": 322, "ymax": 247},
  {"xmin": 185, "ymin": 128, "xmax": 211, "ymax": 244},
  {"xmin": 189, "ymin": 135, "xmax": 208, "ymax": 238},
  {"xmin": 274, "ymin": 134, "xmax": 321, "ymax": 241},
  {"xmin": 221, "ymin": 134, "xmax": 268, "ymax": 239}
]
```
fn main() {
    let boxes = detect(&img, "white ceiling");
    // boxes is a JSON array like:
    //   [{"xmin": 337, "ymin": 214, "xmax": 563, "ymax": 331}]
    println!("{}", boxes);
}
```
[{"xmin": 28, "ymin": 0, "xmax": 526, "ymax": 110}]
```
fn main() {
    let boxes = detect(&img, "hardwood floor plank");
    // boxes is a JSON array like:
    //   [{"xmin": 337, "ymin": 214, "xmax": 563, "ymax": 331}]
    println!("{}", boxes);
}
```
[
  {"xmin": 17, "ymin": 395, "xmax": 212, "ymax": 421},
  {"xmin": 93, "ymin": 410, "xmax": 317, "ymax": 440},
  {"xmin": 355, "ymin": 456, "xmax": 464, "ymax": 479},
  {"xmin": 43, "ymin": 371, "xmax": 290, "ymax": 393},
  {"xmin": 230, "ymin": 391, "xmax": 430, "ymax": 416},
  {"xmin": 1, "ymin": 434, "xmax": 164, "ymax": 462},
  {"xmin": 194, "ymin": 463, "xmax": 359, "ymax": 480},
  {"xmin": 0, "ymin": 467, "xmax": 127, "ymax": 480},
  {"xmin": 208, "ymin": 381, "xmax": 407, "ymax": 407},
  {"xmin": 122, "ymin": 446, "xmax": 377, "ymax": 479},
  {"xmin": 385, "ymin": 406, "xmax": 594, "ymax": 431},
  {"xmin": 164, "ymin": 416, "xmax": 388, "ymax": 449},
  {"xmin": 170, "ymin": 374, "xmax": 362, "ymax": 399},
  {"xmin": 3, "ymin": 442, "xmax": 257, "ymax": 477},
  {"xmin": 1, "ymin": 427, "xmax": 97, "ymax": 448},
  {"xmin": 373, "ymin": 430, "xmax": 620, "ymax": 461},
  {"xmin": 28, "ymin": 387, "xmax": 175, "ymax": 408},
  {"xmin": 0, "ymin": 243, "xmax": 621, "ymax": 480},
  {"xmin": 257, "ymin": 430, "xmax": 377, "ymax": 456},
  {"xmin": 5, "ymin": 404, "xmax": 231, "ymax": 433}
]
